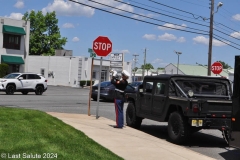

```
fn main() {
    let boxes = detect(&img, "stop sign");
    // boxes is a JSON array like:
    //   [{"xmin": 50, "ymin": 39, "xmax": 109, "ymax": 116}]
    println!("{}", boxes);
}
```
[
  {"xmin": 211, "ymin": 61, "xmax": 223, "ymax": 74},
  {"xmin": 93, "ymin": 36, "xmax": 112, "ymax": 57}
]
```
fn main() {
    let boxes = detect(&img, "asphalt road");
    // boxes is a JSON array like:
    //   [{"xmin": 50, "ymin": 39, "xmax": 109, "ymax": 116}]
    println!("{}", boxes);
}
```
[{"xmin": 0, "ymin": 86, "xmax": 239, "ymax": 160}]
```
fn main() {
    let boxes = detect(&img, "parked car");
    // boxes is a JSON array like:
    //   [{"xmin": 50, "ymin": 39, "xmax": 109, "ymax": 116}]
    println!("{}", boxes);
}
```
[
  {"xmin": 129, "ymin": 81, "xmax": 153, "ymax": 91},
  {"xmin": 129, "ymin": 81, "xmax": 142, "ymax": 90},
  {"xmin": 0, "ymin": 73, "xmax": 48, "ymax": 95},
  {"xmin": 91, "ymin": 81, "xmax": 135, "ymax": 101}
]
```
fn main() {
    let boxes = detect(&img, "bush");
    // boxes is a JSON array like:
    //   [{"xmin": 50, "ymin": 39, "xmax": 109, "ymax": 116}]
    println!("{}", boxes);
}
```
[
  {"xmin": 80, "ymin": 80, "xmax": 94, "ymax": 87},
  {"xmin": 0, "ymin": 63, "xmax": 9, "ymax": 78}
]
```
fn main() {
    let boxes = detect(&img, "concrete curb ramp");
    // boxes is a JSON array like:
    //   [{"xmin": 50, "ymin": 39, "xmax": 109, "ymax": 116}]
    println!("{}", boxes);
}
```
[{"xmin": 47, "ymin": 112, "xmax": 216, "ymax": 160}]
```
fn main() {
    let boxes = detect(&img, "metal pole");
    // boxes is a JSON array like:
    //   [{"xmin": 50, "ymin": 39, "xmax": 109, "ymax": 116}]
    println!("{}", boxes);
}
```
[
  {"xmin": 207, "ymin": 0, "xmax": 214, "ymax": 76},
  {"xmin": 88, "ymin": 57, "xmax": 94, "ymax": 116},
  {"xmin": 96, "ymin": 57, "xmax": 102, "ymax": 119},
  {"xmin": 177, "ymin": 54, "xmax": 179, "ymax": 74},
  {"xmin": 133, "ymin": 54, "xmax": 139, "ymax": 82},
  {"xmin": 142, "ymin": 48, "xmax": 146, "ymax": 80}
]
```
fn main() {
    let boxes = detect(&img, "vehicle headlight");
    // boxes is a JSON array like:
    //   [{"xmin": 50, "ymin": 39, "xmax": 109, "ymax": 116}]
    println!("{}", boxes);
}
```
[
  {"xmin": 0, "ymin": 80, "xmax": 7, "ymax": 82},
  {"xmin": 188, "ymin": 90, "xmax": 194, "ymax": 97}
]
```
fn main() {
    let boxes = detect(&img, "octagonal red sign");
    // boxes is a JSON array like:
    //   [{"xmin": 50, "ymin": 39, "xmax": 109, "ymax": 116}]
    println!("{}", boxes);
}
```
[
  {"xmin": 211, "ymin": 61, "xmax": 223, "ymax": 74},
  {"xmin": 93, "ymin": 36, "xmax": 112, "ymax": 57}
]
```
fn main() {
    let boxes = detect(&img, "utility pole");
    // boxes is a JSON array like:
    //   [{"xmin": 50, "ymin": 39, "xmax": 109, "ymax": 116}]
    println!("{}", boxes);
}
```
[
  {"xmin": 207, "ymin": 1, "xmax": 223, "ymax": 76},
  {"xmin": 133, "ymin": 54, "xmax": 139, "ymax": 82},
  {"xmin": 142, "ymin": 48, "xmax": 146, "ymax": 80},
  {"xmin": 207, "ymin": 0, "xmax": 214, "ymax": 76}
]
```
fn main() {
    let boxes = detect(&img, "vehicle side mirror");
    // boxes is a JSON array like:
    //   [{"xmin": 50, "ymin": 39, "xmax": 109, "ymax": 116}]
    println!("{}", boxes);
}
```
[
  {"xmin": 18, "ymin": 77, "xmax": 23, "ymax": 80},
  {"xmin": 138, "ymin": 84, "xmax": 143, "ymax": 93}
]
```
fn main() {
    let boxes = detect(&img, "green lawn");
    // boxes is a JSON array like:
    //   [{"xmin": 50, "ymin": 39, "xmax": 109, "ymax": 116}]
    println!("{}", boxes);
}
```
[{"xmin": 0, "ymin": 107, "xmax": 123, "ymax": 160}]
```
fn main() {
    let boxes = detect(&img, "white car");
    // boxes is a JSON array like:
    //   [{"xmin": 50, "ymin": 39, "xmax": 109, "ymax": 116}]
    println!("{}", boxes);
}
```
[{"xmin": 0, "ymin": 73, "xmax": 48, "ymax": 95}]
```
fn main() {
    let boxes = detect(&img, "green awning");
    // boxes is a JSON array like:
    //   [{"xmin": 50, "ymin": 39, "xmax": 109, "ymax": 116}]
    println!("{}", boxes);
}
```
[
  {"xmin": 2, "ymin": 25, "xmax": 26, "ymax": 35},
  {"xmin": 1, "ymin": 55, "xmax": 24, "ymax": 64}
]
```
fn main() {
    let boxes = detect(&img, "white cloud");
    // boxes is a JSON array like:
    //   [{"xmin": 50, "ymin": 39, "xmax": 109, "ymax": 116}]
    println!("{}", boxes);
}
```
[
  {"xmin": 132, "ymin": 13, "xmax": 154, "ymax": 20},
  {"xmin": 152, "ymin": 58, "xmax": 163, "ymax": 64},
  {"xmin": 177, "ymin": 37, "xmax": 186, "ymax": 43},
  {"xmin": 113, "ymin": 49, "xmax": 130, "ymax": 54},
  {"xmin": 158, "ymin": 33, "xmax": 177, "ymax": 41},
  {"xmin": 158, "ymin": 23, "xmax": 187, "ymax": 30},
  {"xmin": 6, "ymin": 13, "xmax": 23, "ymax": 20},
  {"xmin": 142, "ymin": 34, "xmax": 156, "ymax": 40},
  {"xmin": 42, "ymin": 0, "xmax": 94, "ymax": 17},
  {"xmin": 193, "ymin": 36, "xmax": 228, "ymax": 46},
  {"xmin": 230, "ymin": 32, "xmax": 240, "ymax": 38},
  {"xmin": 72, "ymin": 37, "xmax": 80, "ymax": 42},
  {"xmin": 111, "ymin": 3, "xmax": 134, "ymax": 13},
  {"xmin": 63, "ymin": 23, "xmax": 75, "ymax": 28},
  {"xmin": 232, "ymin": 14, "xmax": 240, "ymax": 21},
  {"xmin": 14, "ymin": 0, "xmax": 24, "ymax": 9}
]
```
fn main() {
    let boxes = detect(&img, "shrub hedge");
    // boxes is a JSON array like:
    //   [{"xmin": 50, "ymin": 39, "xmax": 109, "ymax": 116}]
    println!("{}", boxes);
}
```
[
  {"xmin": 80, "ymin": 80, "xmax": 94, "ymax": 87},
  {"xmin": 0, "ymin": 63, "xmax": 9, "ymax": 78}
]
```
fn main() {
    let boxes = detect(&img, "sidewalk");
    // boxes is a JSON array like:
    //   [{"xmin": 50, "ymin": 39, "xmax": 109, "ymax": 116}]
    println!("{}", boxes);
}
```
[{"xmin": 47, "ymin": 112, "xmax": 216, "ymax": 160}]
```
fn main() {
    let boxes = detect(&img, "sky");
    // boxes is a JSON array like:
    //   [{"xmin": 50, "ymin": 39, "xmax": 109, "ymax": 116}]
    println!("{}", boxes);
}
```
[{"xmin": 1, "ymin": 0, "xmax": 240, "ymax": 69}]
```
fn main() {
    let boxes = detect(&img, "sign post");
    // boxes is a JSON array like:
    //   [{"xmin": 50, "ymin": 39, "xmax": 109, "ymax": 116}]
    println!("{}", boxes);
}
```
[
  {"xmin": 92, "ymin": 36, "xmax": 112, "ymax": 119},
  {"xmin": 87, "ymin": 48, "xmax": 96, "ymax": 116},
  {"xmin": 211, "ymin": 61, "xmax": 223, "ymax": 75}
]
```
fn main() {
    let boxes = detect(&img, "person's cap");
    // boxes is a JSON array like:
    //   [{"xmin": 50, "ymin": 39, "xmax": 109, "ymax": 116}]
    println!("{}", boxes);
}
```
[{"xmin": 122, "ymin": 70, "xmax": 130, "ymax": 77}]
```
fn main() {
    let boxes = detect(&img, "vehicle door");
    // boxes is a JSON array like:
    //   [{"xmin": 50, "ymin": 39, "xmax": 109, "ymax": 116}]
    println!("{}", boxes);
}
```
[
  {"xmin": 16, "ymin": 74, "xmax": 27, "ymax": 89},
  {"xmin": 139, "ymin": 80, "xmax": 153, "ymax": 114},
  {"xmin": 152, "ymin": 81, "xmax": 167, "ymax": 116},
  {"xmin": 26, "ymin": 74, "xmax": 39, "ymax": 88}
]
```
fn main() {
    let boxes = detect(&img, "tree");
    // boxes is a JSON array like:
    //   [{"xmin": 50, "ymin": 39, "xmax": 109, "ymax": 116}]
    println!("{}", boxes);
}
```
[
  {"xmin": 218, "ymin": 61, "xmax": 232, "ymax": 69},
  {"xmin": 141, "ymin": 63, "xmax": 154, "ymax": 75},
  {"xmin": 132, "ymin": 67, "xmax": 138, "ymax": 72},
  {"xmin": 22, "ymin": 11, "xmax": 67, "ymax": 56}
]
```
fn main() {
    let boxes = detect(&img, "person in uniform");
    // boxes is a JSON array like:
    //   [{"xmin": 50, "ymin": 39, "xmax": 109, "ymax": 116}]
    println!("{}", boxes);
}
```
[{"xmin": 111, "ymin": 70, "xmax": 130, "ymax": 128}]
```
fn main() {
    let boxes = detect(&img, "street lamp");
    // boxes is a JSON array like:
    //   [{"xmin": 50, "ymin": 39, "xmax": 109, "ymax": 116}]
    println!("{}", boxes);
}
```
[
  {"xmin": 174, "ymin": 50, "xmax": 182, "ymax": 74},
  {"xmin": 207, "ymin": 1, "xmax": 223, "ymax": 76}
]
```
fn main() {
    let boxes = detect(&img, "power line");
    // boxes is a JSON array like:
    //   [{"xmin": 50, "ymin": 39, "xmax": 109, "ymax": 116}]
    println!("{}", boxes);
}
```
[{"xmin": 68, "ymin": 0, "xmax": 240, "ymax": 51}]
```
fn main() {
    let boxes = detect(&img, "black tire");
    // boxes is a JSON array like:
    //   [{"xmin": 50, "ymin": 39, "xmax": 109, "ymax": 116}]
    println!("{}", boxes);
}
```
[
  {"xmin": 22, "ymin": 92, "xmax": 29, "ymax": 95},
  {"xmin": 168, "ymin": 111, "xmax": 190, "ymax": 144},
  {"xmin": 6, "ymin": 85, "xmax": 15, "ymax": 95},
  {"xmin": 126, "ymin": 102, "xmax": 142, "ymax": 129},
  {"xmin": 35, "ymin": 86, "xmax": 44, "ymax": 95}
]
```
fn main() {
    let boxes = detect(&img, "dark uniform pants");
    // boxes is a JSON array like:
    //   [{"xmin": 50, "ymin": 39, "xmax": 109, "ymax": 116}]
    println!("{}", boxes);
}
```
[{"xmin": 114, "ymin": 99, "xmax": 124, "ymax": 128}]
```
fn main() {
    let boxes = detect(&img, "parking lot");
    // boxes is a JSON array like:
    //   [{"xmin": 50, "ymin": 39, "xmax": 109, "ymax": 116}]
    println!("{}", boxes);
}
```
[{"xmin": 0, "ymin": 85, "xmax": 239, "ymax": 160}]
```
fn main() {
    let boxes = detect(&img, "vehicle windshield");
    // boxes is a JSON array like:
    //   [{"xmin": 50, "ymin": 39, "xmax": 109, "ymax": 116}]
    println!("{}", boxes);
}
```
[
  {"xmin": 175, "ymin": 78, "xmax": 231, "ymax": 97},
  {"xmin": 3, "ymin": 73, "xmax": 20, "ymax": 79}
]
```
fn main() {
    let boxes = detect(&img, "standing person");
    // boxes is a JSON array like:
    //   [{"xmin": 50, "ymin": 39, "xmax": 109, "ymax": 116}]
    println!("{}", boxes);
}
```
[{"xmin": 111, "ymin": 70, "xmax": 130, "ymax": 128}]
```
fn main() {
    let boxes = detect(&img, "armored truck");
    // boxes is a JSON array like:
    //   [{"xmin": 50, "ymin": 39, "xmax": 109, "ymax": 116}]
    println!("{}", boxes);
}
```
[{"xmin": 125, "ymin": 74, "xmax": 232, "ymax": 144}]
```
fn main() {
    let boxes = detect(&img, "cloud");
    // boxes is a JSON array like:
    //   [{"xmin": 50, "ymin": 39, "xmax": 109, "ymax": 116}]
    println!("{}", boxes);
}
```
[
  {"xmin": 6, "ymin": 12, "xmax": 23, "ymax": 20},
  {"xmin": 132, "ymin": 13, "xmax": 155, "ymax": 20},
  {"xmin": 72, "ymin": 37, "xmax": 80, "ymax": 42},
  {"xmin": 158, "ymin": 33, "xmax": 177, "ymax": 41},
  {"xmin": 158, "ymin": 23, "xmax": 187, "ymax": 30},
  {"xmin": 230, "ymin": 32, "xmax": 240, "ymax": 38},
  {"xmin": 111, "ymin": 3, "xmax": 134, "ymax": 13},
  {"xmin": 63, "ymin": 23, "xmax": 75, "ymax": 28},
  {"xmin": 142, "ymin": 34, "xmax": 156, "ymax": 40},
  {"xmin": 232, "ymin": 14, "xmax": 240, "ymax": 21},
  {"xmin": 14, "ymin": 0, "xmax": 24, "ymax": 9},
  {"xmin": 42, "ymin": 0, "xmax": 94, "ymax": 17},
  {"xmin": 177, "ymin": 37, "xmax": 186, "ymax": 43},
  {"xmin": 152, "ymin": 58, "xmax": 163, "ymax": 64},
  {"xmin": 193, "ymin": 36, "xmax": 228, "ymax": 46}
]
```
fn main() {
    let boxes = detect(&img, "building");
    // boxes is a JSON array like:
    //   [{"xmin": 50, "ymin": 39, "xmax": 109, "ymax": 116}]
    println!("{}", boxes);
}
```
[
  {"xmin": 27, "ymin": 55, "xmax": 132, "ymax": 87},
  {"xmin": 0, "ymin": 17, "xmax": 30, "ymax": 73}
]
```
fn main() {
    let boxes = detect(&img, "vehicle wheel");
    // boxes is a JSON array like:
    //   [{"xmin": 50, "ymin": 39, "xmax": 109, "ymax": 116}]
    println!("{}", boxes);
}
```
[
  {"xmin": 126, "ymin": 102, "xmax": 142, "ymax": 129},
  {"xmin": 6, "ymin": 85, "xmax": 15, "ymax": 95},
  {"xmin": 22, "ymin": 92, "xmax": 28, "ymax": 95},
  {"xmin": 168, "ymin": 111, "xmax": 190, "ymax": 144},
  {"xmin": 35, "ymin": 86, "xmax": 44, "ymax": 95}
]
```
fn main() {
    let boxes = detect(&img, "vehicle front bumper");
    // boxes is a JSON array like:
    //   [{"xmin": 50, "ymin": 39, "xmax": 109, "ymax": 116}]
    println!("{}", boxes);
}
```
[{"xmin": 188, "ymin": 118, "xmax": 231, "ymax": 129}]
